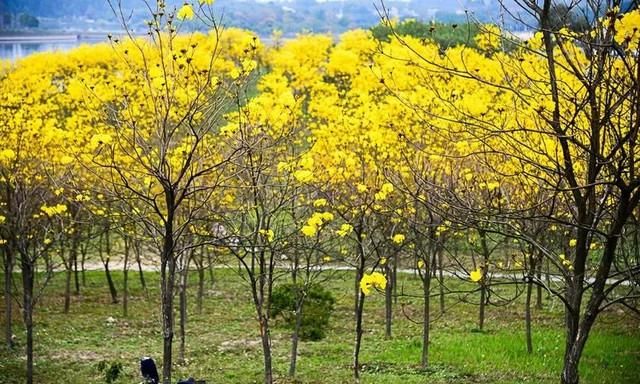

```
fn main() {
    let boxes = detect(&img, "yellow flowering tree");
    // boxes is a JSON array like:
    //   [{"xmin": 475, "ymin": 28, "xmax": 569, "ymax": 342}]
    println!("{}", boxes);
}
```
[
  {"xmin": 376, "ymin": 1, "xmax": 640, "ymax": 382},
  {"xmin": 0, "ymin": 46, "xmax": 94, "ymax": 383},
  {"xmin": 84, "ymin": 2, "xmax": 261, "ymax": 383},
  {"xmin": 209, "ymin": 48, "xmax": 309, "ymax": 383}
]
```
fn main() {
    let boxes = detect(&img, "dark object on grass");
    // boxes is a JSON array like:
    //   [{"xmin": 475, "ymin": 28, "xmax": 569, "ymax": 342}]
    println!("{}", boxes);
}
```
[
  {"xmin": 140, "ymin": 357, "xmax": 206, "ymax": 384},
  {"xmin": 140, "ymin": 357, "xmax": 159, "ymax": 384},
  {"xmin": 177, "ymin": 378, "xmax": 207, "ymax": 384}
]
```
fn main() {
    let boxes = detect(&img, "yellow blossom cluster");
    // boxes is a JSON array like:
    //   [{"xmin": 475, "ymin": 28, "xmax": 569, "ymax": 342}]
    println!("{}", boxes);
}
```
[
  {"xmin": 359, "ymin": 272, "xmax": 387, "ymax": 295},
  {"xmin": 40, "ymin": 204, "xmax": 68, "ymax": 216},
  {"xmin": 301, "ymin": 211, "xmax": 334, "ymax": 237},
  {"xmin": 259, "ymin": 229, "xmax": 275, "ymax": 243},
  {"xmin": 469, "ymin": 268, "xmax": 483, "ymax": 283}
]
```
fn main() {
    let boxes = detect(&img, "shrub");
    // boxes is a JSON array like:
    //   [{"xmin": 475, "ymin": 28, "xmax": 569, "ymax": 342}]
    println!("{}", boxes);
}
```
[
  {"xmin": 270, "ymin": 282, "xmax": 335, "ymax": 341},
  {"xmin": 96, "ymin": 360, "xmax": 123, "ymax": 384}
]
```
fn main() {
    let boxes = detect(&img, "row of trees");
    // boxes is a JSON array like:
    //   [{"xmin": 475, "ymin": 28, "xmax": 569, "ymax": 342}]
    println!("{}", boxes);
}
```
[
  {"xmin": 0, "ymin": 13, "xmax": 39, "ymax": 29},
  {"xmin": 1, "ymin": 1, "xmax": 640, "ymax": 384}
]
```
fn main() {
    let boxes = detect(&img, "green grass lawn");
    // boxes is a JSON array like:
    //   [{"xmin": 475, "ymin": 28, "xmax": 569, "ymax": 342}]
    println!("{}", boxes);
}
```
[{"xmin": 0, "ymin": 268, "xmax": 638, "ymax": 383}]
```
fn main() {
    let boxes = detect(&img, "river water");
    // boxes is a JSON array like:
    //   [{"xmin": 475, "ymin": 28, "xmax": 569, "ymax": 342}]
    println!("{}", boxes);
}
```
[
  {"xmin": 0, "ymin": 35, "xmax": 108, "ymax": 61},
  {"xmin": 0, "ymin": 41, "xmax": 81, "ymax": 61}
]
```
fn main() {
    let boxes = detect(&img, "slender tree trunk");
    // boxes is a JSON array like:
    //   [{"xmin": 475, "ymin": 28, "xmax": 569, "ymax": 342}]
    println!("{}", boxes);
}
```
[
  {"xmin": 24, "ymin": 301, "xmax": 34, "ymax": 384},
  {"xmin": 161, "ymin": 207, "xmax": 177, "ymax": 384},
  {"xmin": 60, "ymin": 241, "xmax": 72, "ymax": 314},
  {"xmin": 73, "ymin": 247, "xmax": 80, "ymax": 295},
  {"xmin": 104, "ymin": 259, "xmax": 118, "ymax": 304},
  {"xmin": 70, "ymin": 230, "xmax": 80, "ymax": 295},
  {"xmin": 288, "ymin": 299, "xmax": 304, "ymax": 377},
  {"xmin": 196, "ymin": 257, "xmax": 205, "ymax": 315},
  {"xmin": 545, "ymin": 257, "xmax": 551, "ymax": 300},
  {"xmin": 123, "ymin": 236, "xmax": 130, "ymax": 318},
  {"xmin": 64, "ymin": 267, "xmax": 72, "ymax": 313},
  {"xmin": 562, "ymin": 280, "xmax": 582, "ymax": 384},
  {"xmin": 134, "ymin": 240, "xmax": 147, "ymax": 292},
  {"xmin": 247, "ymin": 246, "xmax": 275, "ymax": 384},
  {"xmin": 421, "ymin": 266, "xmax": 431, "ymax": 368},
  {"xmin": 98, "ymin": 232, "xmax": 118, "ymax": 303},
  {"xmin": 561, "ymin": 329, "xmax": 589, "ymax": 384},
  {"xmin": 479, "ymin": 284, "xmax": 486, "ymax": 331},
  {"xmin": 104, "ymin": 226, "xmax": 118, "ymax": 304},
  {"xmin": 536, "ymin": 261, "xmax": 543, "ymax": 309},
  {"xmin": 478, "ymin": 230, "xmax": 489, "ymax": 331},
  {"xmin": 384, "ymin": 262, "xmax": 392, "ymax": 339},
  {"xmin": 437, "ymin": 247, "xmax": 445, "ymax": 314},
  {"xmin": 161, "ymin": 255, "xmax": 175, "ymax": 384},
  {"xmin": 21, "ymin": 258, "xmax": 35, "ymax": 384},
  {"xmin": 178, "ymin": 251, "xmax": 190, "ymax": 364},
  {"xmin": 354, "ymin": 269, "xmax": 360, "ymax": 316},
  {"xmin": 208, "ymin": 252, "xmax": 215, "ymax": 287},
  {"xmin": 259, "ymin": 313, "xmax": 273, "ymax": 384},
  {"xmin": 392, "ymin": 254, "xmax": 398, "ymax": 304},
  {"xmin": 80, "ymin": 243, "xmax": 87, "ymax": 288},
  {"xmin": 525, "ymin": 279, "xmax": 533, "ymax": 354},
  {"xmin": 353, "ymin": 288, "xmax": 365, "ymax": 381},
  {"xmin": 3, "ymin": 247, "xmax": 14, "ymax": 349},
  {"xmin": 137, "ymin": 256, "xmax": 146, "ymax": 288},
  {"xmin": 353, "ymin": 227, "xmax": 366, "ymax": 381}
]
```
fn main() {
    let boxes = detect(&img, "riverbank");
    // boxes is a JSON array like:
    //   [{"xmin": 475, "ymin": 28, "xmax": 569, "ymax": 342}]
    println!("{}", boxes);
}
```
[{"xmin": 0, "ymin": 31, "xmax": 116, "ymax": 42}]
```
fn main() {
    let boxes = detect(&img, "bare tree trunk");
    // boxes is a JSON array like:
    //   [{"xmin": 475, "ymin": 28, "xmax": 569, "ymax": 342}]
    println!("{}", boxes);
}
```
[
  {"xmin": 259, "ymin": 313, "xmax": 273, "ymax": 384},
  {"xmin": 561, "ymin": 328, "xmax": 589, "ymax": 384},
  {"xmin": 208, "ymin": 260, "xmax": 215, "ymax": 287},
  {"xmin": 195, "ymin": 251, "xmax": 205, "ymax": 315},
  {"xmin": 562, "ymin": 278, "xmax": 582, "ymax": 384},
  {"xmin": 437, "ymin": 248, "xmax": 445, "ymax": 314},
  {"xmin": 123, "ymin": 235, "xmax": 130, "ymax": 318},
  {"xmin": 24, "ymin": 300, "xmax": 34, "ymax": 384},
  {"xmin": 60, "ymin": 241, "xmax": 73, "ymax": 314},
  {"xmin": 104, "ymin": 258, "xmax": 118, "ymax": 304},
  {"xmin": 73, "ymin": 247, "xmax": 80, "ymax": 295},
  {"xmin": 478, "ymin": 230, "xmax": 489, "ymax": 331},
  {"xmin": 178, "ymin": 251, "xmax": 190, "ymax": 365},
  {"xmin": 133, "ymin": 240, "xmax": 147, "ymax": 293},
  {"xmin": 98, "ymin": 232, "xmax": 118, "ymax": 304},
  {"xmin": 288, "ymin": 299, "xmax": 304, "ymax": 377},
  {"xmin": 205, "ymin": 247, "xmax": 215, "ymax": 286},
  {"xmin": 64, "ymin": 267, "xmax": 72, "ymax": 313},
  {"xmin": 353, "ymin": 226, "xmax": 367, "ymax": 381},
  {"xmin": 384, "ymin": 262, "xmax": 392, "ymax": 339},
  {"xmin": 137, "ymin": 256, "xmax": 146, "ymax": 288},
  {"xmin": 392, "ymin": 254, "xmax": 398, "ymax": 304},
  {"xmin": 535, "ymin": 261, "xmax": 543, "ymax": 309},
  {"xmin": 161, "ymin": 257, "xmax": 175, "ymax": 384},
  {"xmin": 525, "ymin": 279, "xmax": 533, "ymax": 354},
  {"xmin": 479, "ymin": 284, "xmax": 486, "ymax": 331},
  {"xmin": 80, "ymin": 241, "xmax": 88, "ymax": 288},
  {"xmin": 3, "ymin": 247, "xmax": 14, "ymax": 349},
  {"xmin": 70, "ymin": 230, "xmax": 80, "ymax": 295},
  {"xmin": 421, "ymin": 266, "xmax": 431, "ymax": 368},
  {"xmin": 353, "ymin": 288, "xmax": 365, "ymax": 381},
  {"xmin": 21, "ymin": 258, "xmax": 35, "ymax": 384},
  {"xmin": 161, "ymin": 212, "xmax": 177, "ymax": 384},
  {"xmin": 545, "ymin": 257, "xmax": 551, "ymax": 300}
]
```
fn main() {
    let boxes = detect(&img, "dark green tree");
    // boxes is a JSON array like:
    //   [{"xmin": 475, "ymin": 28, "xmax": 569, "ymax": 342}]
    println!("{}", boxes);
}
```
[
  {"xmin": 18, "ymin": 13, "xmax": 38, "ymax": 28},
  {"xmin": 371, "ymin": 19, "xmax": 480, "ymax": 49}
]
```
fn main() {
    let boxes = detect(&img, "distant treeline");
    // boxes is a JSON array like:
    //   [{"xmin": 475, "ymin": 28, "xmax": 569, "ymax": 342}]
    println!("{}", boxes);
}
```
[
  {"xmin": 1, "ymin": 0, "xmax": 637, "ymax": 37},
  {"xmin": 371, "ymin": 20, "xmax": 482, "ymax": 49}
]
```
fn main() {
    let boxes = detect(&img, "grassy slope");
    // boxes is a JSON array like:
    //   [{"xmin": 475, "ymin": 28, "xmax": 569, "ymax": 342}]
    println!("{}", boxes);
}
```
[{"xmin": 0, "ymin": 268, "xmax": 638, "ymax": 384}]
